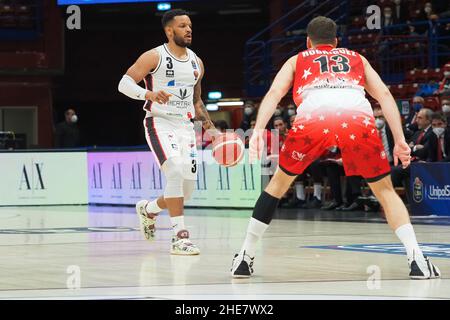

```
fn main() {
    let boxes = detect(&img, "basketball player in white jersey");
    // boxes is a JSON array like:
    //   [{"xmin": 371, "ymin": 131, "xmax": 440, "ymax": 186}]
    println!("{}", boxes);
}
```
[
  {"xmin": 118, "ymin": 9, "xmax": 217, "ymax": 255},
  {"xmin": 231, "ymin": 16, "xmax": 440, "ymax": 279}
]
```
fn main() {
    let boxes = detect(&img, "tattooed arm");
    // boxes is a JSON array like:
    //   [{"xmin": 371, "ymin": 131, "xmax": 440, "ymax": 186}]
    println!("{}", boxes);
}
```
[{"xmin": 193, "ymin": 58, "xmax": 218, "ymax": 133}]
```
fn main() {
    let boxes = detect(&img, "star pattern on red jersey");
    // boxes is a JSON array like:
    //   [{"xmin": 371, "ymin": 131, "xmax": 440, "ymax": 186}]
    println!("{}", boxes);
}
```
[
  {"xmin": 283, "ymin": 109, "xmax": 390, "ymax": 179},
  {"xmin": 301, "ymin": 136, "xmax": 313, "ymax": 145},
  {"xmin": 302, "ymin": 68, "xmax": 312, "ymax": 80}
]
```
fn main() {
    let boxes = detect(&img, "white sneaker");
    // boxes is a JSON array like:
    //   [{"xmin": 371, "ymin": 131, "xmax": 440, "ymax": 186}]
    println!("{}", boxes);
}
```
[
  {"xmin": 171, "ymin": 230, "xmax": 200, "ymax": 255},
  {"xmin": 136, "ymin": 200, "xmax": 157, "ymax": 242},
  {"xmin": 231, "ymin": 251, "xmax": 254, "ymax": 278},
  {"xmin": 409, "ymin": 255, "xmax": 441, "ymax": 280}
]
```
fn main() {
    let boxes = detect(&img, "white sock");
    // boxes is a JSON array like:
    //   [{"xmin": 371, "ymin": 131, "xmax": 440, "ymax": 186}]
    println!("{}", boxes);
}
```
[
  {"xmin": 313, "ymin": 183, "xmax": 322, "ymax": 200},
  {"xmin": 239, "ymin": 218, "xmax": 269, "ymax": 258},
  {"xmin": 145, "ymin": 199, "xmax": 163, "ymax": 214},
  {"xmin": 170, "ymin": 215, "xmax": 186, "ymax": 235},
  {"xmin": 395, "ymin": 223, "xmax": 424, "ymax": 261},
  {"xmin": 295, "ymin": 183, "xmax": 305, "ymax": 201}
]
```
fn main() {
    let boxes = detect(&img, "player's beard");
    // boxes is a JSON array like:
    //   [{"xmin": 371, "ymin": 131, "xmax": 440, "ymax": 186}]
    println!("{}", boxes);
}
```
[{"xmin": 173, "ymin": 33, "xmax": 191, "ymax": 48}]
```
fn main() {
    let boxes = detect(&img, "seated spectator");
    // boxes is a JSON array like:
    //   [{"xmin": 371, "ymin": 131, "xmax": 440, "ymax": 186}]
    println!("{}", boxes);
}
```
[
  {"xmin": 408, "ymin": 108, "xmax": 437, "ymax": 161},
  {"xmin": 404, "ymin": 96, "xmax": 424, "ymax": 135},
  {"xmin": 440, "ymin": 98, "xmax": 450, "ymax": 124},
  {"xmin": 285, "ymin": 103, "xmax": 296, "ymax": 124},
  {"xmin": 391, "ymin": 108, "xmax": 438, "ymax": 204},
  {"xmin": 374, "ymin": 107, "xmax": 395, "ymax": 165},
  {"xmin": 266, "ymin": 117, "xmax": 288, "ymax": 157},
  {"xmin": 240, "ymin": 101, "xmax": 256, "ymax": 131},
  {"xmin": 431, "ymin": 112, "xmax": 450, "ymax": 161}
]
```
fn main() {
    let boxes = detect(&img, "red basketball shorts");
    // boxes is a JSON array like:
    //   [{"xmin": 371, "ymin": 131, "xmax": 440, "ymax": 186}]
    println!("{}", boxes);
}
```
[{"xmin": 279, "ymin": 109, "xmax": 391, "ymax": 182}]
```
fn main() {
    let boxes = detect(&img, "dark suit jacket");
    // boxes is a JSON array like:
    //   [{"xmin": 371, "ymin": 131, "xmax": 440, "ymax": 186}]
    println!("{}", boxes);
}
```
[
  {"xmin": 385, "ymin": 124, "xmax": 395, "ymax": 159},
  {"xmin": 442, "ymin": 128, "xmax": 450, "ymax": 162},
  {"xmin": 379, "ymin": 124, "xmax": 395, "ymax": 163},
  {"xmin": 404, "ymin": 112, "xmax": 419, "ymax": 139},
  {"xmin": 411, "ymin": 126, "xmax": 438, "ymax": 162}
]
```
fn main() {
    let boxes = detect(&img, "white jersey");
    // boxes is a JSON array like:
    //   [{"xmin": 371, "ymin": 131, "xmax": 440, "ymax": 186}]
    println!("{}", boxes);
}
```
[{"xmin": 143, "ymin": 44, "xmax": 201, "ymax": 122}]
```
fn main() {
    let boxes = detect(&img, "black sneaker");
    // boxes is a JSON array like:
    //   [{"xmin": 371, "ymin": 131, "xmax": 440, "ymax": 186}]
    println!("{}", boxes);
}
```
[
  {"xmin": 321, "ymin": 201, "xmax": 343, "ymax": 210},
  {"xmin": 302, "ymin": 196, "xmax": 322, "ymax": 209},
  {"xmin": 341, "ymin": 201, "xmax": 364, "ymax": 211},
  {"xmin": 231, "ymin": 251, "xmax": 254, "ymax": 278},
  {"xmin": 409, "ymin": 256, "xmax": 441, "ymax": 280}
]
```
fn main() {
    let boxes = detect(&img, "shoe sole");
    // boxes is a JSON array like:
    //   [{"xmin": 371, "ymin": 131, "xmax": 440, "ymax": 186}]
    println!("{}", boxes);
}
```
[
  {"xmin": 410, "ymin": 275, "xmax": 441, "ymax": 280},
  {"xmin": 231, "ymin": 274, "xmax": 251, "ymax": 279},
  {"xmin": 170, "ymin": 251, "xmax": 200, "ymax": 256}
]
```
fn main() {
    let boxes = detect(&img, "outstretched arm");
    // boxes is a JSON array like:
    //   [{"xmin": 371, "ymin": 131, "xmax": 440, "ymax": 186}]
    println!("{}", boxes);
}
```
[
  {"xmin": 254, "ymin": 56, "xmax": 296, "ymax": 130},
  {"xmin": 362, "ymin": 55, "xmax": 410, "ymax": 167},
  {"xmin": 193, "ymin": 58, "xmax": 217, "ymax": 132},
  {"xmin": 362, "ymin": 55, "xmax": 404, "ymax": 143},
  {"xmin": 249, "ymin": 56, "xmax": 296, "ymax": 161}
]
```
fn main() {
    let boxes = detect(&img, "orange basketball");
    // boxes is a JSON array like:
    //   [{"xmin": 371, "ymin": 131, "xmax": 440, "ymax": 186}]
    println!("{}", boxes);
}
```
[{"xmin": 212, "ymin": 132, "xmax": 245, "ymax": 167}]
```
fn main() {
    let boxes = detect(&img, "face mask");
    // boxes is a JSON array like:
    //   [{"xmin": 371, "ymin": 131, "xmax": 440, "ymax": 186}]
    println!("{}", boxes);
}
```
[
  {"xmin": 442, "ymin": 105, "xmax": 450, "ymax": 113},
  {"xmin": 244, "ymin": 107, "xmax": 253, "ymax": 116},
  {"xmin": 413, "ymin": 103, "xmax": 423, "ymax": 112},
  {"xmin": 375, "ymin": 118, "xmax": 385, "ymax": 129},
  {"xmin": 274, "ymin": 109, "xmax": 282, "ymax": 116},
  {"xmin": 287, "ymin": 109, "xmax": 296, "ymax": 116},
  {"xmin": 424, "ymin": 6, "xmax": 432, "ymax": 14},
  {"xmin": 394, "ymin": 0, "xmax": 401, "ymax": 4},
  {"xmin": 71, "ymin": 115, "xmax": 78, "ymax": 123},
  {"xmin": 384, "ymin": 13, "xmax": 392, "ymax": 18},
  {"xmin": 444, "ymin": 71, "xmax": 450, "ymax": 77},
  {"xmin": 433, "ymin": 127, "xmax": 445, "ymax": 137}
]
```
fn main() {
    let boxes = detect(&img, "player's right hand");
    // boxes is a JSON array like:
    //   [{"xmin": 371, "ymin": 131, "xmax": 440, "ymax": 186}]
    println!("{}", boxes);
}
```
[
  {"xmin": 393, "ymin": 140, "xmax": 411, "ymax": 169},
  {"xmin": 146, "ymin": 90, "xmax": 171, "ymax": 104},
  {"xmin": 249, "ymin": 129, "xmax": 265, "ymax": 163}
]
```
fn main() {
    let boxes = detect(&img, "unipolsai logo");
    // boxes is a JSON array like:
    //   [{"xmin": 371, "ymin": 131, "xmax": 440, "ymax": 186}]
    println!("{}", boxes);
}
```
[
  {"xmin": 413, "ymin": 177, "xmax": 424, "ymax": 203},
  {"xmin": 19, "ymin": 160, "xmax": 45, "ymax": 192}
]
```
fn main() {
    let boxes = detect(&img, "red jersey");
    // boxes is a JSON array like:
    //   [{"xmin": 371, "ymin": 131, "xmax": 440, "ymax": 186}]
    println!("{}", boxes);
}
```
[
  {"xmin": 278, "ymin": 45, "xmax": 390, "ymax": 181},
  {"xmin": 292, "ymin": 44, "xmax": 366, "ymax": 107}
]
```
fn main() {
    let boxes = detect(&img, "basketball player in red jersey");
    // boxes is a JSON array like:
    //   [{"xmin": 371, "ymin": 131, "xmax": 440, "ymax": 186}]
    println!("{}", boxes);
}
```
[
  {"xmin": 118, "ymin": 9, "xmax": 217, "ymax": 255},
  {"xmin": 231, "ymin": 16, "xmax": 440, "ymax": 279}
]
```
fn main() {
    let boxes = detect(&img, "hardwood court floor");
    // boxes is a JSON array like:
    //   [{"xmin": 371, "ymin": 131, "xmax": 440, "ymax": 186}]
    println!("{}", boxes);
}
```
[{"xmin": 0, "ymin": 205, "xmax": 449, "ymax": 300}]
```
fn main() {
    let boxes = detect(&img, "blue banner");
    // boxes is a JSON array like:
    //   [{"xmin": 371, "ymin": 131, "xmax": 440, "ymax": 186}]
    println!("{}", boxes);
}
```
[{"xmin": 410, "ymin": 162, "xmax": 450, "ymax": 216}]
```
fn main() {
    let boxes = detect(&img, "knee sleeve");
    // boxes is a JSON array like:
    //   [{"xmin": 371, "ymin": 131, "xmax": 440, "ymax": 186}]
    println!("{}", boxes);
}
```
[
  {"xmin": 162, "ymin": 157, "xmax": 184, "ymax": 198},
  {"xmin": 252, "ymin": 191, "xmax": 279, "ymax": 225},
  {"xmin": 183, "ymin": 180, "xmax": 195, "ymax": 201}
]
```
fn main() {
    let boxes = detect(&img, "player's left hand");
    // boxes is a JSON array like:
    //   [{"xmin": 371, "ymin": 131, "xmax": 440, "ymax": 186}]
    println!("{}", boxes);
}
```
[{"xmin": 394, "ymin": 140, "xmax": 411, "ymax": 168}]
